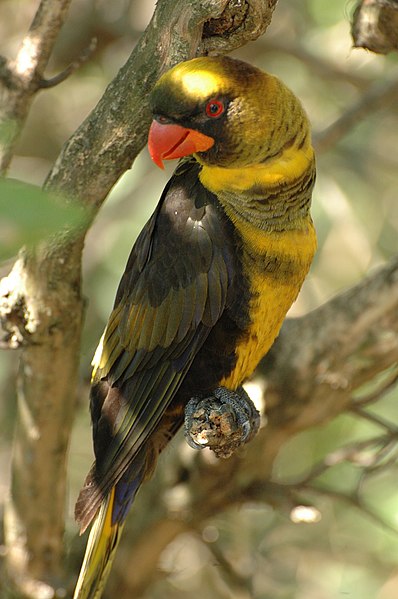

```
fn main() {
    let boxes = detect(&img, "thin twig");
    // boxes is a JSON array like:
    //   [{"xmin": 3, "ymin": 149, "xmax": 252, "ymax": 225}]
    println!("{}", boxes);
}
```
[
  {"xmin": 313, "ymin": 73, "xmax": 398, "ymax": 153},
  {"xmin": 206, "ymin": 540, "xmax": 254, "ymax": 598},
  {"xmin": 38, "ymin": 38, "xmax": 97, "ymax": 89},
  {"xmin": 364, "ymin": 443, "xmax": 398, "ymax": 471},
  {"xmin": 350, "ymin": 405, "xmax": 398, "ymax": 435},
  {"xmin": 293, "ymin": 434, "xmax": 394, "ymax": 487},
  {"xmin": 263, "ymin": 39, "xmax": 370, "ymax": 89},
  {"xmin": 302, "ymin": 483, "xmax": 398, "ymax": 537},
  {"xmin": 353, "ymin": 367, "xmax": 398, "ymax": 408}
]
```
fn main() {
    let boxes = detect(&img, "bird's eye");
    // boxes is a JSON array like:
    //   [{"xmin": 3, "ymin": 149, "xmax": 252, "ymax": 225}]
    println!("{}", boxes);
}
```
[
  {"xmin": 205, "ymin": 99, "xmax": 224, "ymax": 118},
  {"xmin": 156, "ymin": 114, "xmax": 171, "ymax": 124}
]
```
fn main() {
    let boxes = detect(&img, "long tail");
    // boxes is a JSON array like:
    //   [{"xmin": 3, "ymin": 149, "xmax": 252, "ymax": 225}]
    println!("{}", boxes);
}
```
[
  {"xmin": 73, "ymin": 487, "xmax": 124, "ymax": 599},
  {"xmin": 73, "ymin": 408, "xmax": 180, "ymax": 598},
  {"xmin": 73, "ymin": 467, "xmax": 144, "ymax": 599}
]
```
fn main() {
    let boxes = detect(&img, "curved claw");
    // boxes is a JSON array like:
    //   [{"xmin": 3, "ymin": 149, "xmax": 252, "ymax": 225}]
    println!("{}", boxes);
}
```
[
  {"xmin": 240, "ymin": 419, "xmax": 251, "ymax": 442},
  {"xmin": 184, "ymin": 431, "xmax": 207, "ymax": 450},
  {"xmin": 184, "ymin": 396, "xmax": 209, "ymax": 450}
]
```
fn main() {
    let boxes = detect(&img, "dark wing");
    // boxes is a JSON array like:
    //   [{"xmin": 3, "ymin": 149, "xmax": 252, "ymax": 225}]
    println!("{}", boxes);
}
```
[{"xmin": 89, "ymin": 160, "xmax": 235, "ymax": 504}]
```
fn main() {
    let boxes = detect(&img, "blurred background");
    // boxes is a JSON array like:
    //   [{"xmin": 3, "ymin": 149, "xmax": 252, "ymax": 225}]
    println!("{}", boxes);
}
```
[{"xmin": 1, "ymin": 0, "xmax": 398, "ymax": 597}]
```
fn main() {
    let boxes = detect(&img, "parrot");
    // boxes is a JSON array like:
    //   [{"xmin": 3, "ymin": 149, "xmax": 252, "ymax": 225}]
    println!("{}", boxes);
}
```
[{"xmin": 73, "ymin": 55, "xmax": 317, "ymax": 599}]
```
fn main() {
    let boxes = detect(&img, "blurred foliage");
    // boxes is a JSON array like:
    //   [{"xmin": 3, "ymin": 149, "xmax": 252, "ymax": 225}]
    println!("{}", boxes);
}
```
[
  {"xmin": 1, "ymin": 0, "xmax": 398, "ymax": 598},
  {"xmin": 0, "ymin": 178, "xmax": 88, "ymax": 259}
]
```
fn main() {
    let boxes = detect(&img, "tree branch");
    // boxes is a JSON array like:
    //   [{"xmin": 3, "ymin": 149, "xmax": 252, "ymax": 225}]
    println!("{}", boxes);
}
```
[
  {"xmin": 37, "ymin": 38, "xmax": 97, "ymax": 89},
  {"xmin": 313, "ymin": 72, "xmax": 398, "ymax": 153},
  {"xmin": 352, "ymin": 0, "xmax": 398, "ymax": 54},
  {"xmin": 0, "ymin": 1, "xmax": 278, "ymax": 597},
  {"xmin": 0, "ymin": 0, "xmax": 73, "ymax": 173}
]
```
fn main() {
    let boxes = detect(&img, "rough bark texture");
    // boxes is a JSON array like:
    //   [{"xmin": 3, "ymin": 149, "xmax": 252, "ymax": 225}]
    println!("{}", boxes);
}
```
[
  {"xmin": 0, "ymin": 1, "xmax": 278, "ymax": 597},
  {"xmin": 1, "ymin": 244, "xmax": 84, "ymax": 597}
]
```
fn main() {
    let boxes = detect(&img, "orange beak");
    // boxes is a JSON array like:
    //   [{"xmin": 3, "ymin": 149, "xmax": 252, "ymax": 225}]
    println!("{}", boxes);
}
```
[{"xmin": 148, "ymin": 120, "xmax": 214, "ymax": 169}]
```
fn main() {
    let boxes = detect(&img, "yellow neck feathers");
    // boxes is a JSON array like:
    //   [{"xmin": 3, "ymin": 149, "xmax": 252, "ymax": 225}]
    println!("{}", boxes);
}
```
[{"xmin": 198, "ymin": 139, "xmax": 314, "ymax": 195}]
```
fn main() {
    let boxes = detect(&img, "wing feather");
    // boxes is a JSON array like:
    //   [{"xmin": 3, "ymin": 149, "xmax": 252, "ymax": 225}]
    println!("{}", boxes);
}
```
[
  {"xmin": 177, "ymin": 282, "xmax": 196, "ymax": 342},
  {"xmin": 86, "ymin": 161, "xmax": 237, "ymax": 512}
]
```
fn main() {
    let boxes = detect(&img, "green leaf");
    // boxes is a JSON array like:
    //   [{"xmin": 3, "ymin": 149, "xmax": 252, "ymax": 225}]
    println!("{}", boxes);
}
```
[{"xmin": 0, "ymin": 178, "xmax": 89, "ymax": 260}]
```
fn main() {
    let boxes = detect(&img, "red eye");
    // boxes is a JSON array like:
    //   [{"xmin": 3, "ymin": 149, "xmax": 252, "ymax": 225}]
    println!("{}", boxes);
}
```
[{"xmin": 205, "ymin": 99, "xmax": 224, "ymax": 118}]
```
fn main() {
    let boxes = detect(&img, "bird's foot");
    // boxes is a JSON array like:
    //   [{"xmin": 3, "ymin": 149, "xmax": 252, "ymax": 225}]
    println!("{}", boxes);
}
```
[{"xmin": 184, "ymin": 386, "xmax": 260, "ymax": 459}]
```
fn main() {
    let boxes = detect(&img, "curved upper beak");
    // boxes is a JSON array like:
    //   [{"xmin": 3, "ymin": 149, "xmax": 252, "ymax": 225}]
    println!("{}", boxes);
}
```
[{"xmin": 148, "ymin": 120, "xmax": 214, "ymax": 169}]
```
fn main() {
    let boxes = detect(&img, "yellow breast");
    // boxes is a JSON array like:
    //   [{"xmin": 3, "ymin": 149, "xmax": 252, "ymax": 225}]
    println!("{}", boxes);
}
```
[{"xmin": 221, "ymin": 216, "xmax": 317, "ymax": 389}]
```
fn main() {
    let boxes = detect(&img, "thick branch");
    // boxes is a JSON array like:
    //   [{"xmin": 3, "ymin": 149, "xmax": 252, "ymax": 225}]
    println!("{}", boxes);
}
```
[
  {"xmin": 2, "ymin": 248, "xmax": 84, "ymax": 598},
  {"xmin": 202, "ymin": 0, "xmax": 278, "ymax": 53},
  {"xmin": 110, "ymin": 256, "xmax": 398, "ymax": 597}
]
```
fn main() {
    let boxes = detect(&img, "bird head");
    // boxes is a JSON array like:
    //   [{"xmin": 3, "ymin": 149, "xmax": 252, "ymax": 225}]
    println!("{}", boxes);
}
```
[{"xmin": 148, "ymin": 56, "xmax": 309, "ymax": 170}]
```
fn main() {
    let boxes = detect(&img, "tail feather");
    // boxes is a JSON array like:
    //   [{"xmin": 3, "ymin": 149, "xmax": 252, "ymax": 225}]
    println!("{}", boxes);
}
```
[
  {"xmin": 73, "ymin": 465, "xmax": 145, "ymax": 599},
  {"xmin": 75, "ymin": 466, "xmax": 102, "ymax": 535},
  {"xmin": 73, "ymin": 488, "xmax": 123, "ymax": 599}
]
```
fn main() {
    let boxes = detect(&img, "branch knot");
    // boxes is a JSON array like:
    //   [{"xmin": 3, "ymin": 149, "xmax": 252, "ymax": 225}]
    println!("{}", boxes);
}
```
[{"xmin": 0, "ymin": 268, "xmax": 31, "ymax": 349}]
